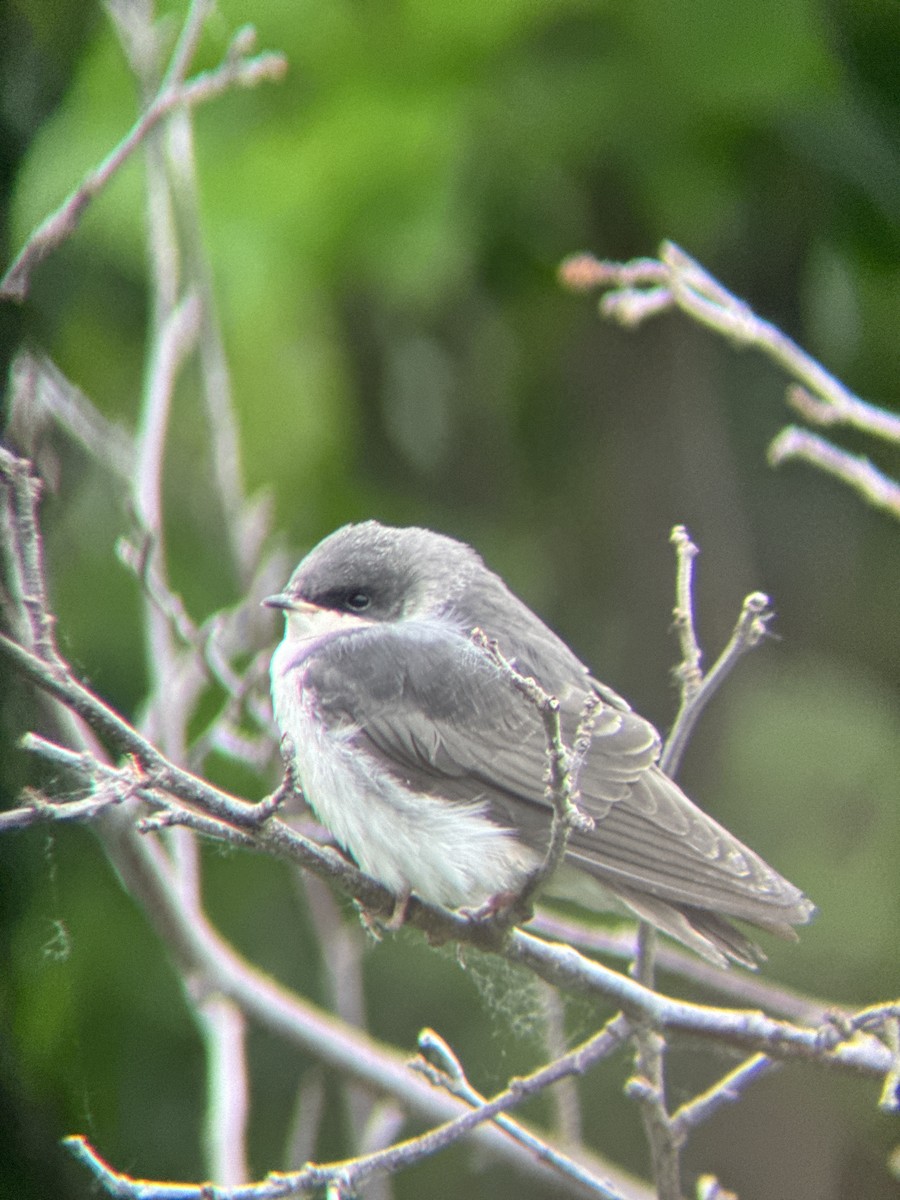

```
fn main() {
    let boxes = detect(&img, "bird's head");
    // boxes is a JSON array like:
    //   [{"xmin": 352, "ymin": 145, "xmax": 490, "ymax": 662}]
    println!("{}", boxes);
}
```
[{"xmin": 263, "ymin": 521, "xmax": 482, "ymax": 639}]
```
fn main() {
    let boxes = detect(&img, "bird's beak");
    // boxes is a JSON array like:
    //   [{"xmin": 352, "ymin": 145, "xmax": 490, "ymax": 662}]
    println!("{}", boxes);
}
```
[
  {"xmin": 262, "ymin": 594, "xmax": 320, "ymax": 614},
  {"xmin": 264, "ymin": 593, "xmax": 371, "ymax": 642}
]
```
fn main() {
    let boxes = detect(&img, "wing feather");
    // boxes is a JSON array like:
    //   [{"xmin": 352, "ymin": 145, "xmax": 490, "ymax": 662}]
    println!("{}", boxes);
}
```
[{"xmin": 304, "ymin": 618, "xmax": 812, "ymax": 928}]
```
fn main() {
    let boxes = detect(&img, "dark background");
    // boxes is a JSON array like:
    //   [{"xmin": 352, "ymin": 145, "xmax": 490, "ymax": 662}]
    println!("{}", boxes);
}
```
[{"xmin": 1, "ymin": 1, "xmax": 899, "ymax": 1197}]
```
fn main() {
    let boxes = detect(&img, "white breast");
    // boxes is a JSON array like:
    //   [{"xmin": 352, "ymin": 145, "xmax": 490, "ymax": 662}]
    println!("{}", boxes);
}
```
[{"xmin": 270, "ymin": 638, "xmax": 538, "ymax": 908}]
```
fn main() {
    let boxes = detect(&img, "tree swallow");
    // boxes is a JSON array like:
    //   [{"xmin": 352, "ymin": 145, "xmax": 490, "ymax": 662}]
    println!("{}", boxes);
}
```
[{"xmin": 266, "ymin": 521, "xmax": 814, "ymax": 967}]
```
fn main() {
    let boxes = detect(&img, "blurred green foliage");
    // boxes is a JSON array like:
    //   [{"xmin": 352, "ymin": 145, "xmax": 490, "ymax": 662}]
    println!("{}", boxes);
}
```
[{"xmin": 2, "ymin": 1, "xmax": 900, "ymax": 1198}]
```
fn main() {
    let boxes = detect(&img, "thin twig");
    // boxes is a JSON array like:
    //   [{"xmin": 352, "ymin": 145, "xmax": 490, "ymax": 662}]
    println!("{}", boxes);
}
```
[
  {"xmin": 116, "ymin": 536, "xmax": 199, "ymax": 648},
  {"xmin": 135, "ymin": 290, "xmax": 201, "ymax": 533},
  {"xmin": 575, "ymin": 241, "xmax": 900, "ymax": 444},
  {"xmin": 847, "ymin": 1002, "xmax": 900, "ymax": 1033},
  {"xmin": 0, "ymin": 782, "xmax": 129, "ymax": 832},
  {"xmin": 164, "ymin": 99, "xmax": 257, "ymax": 580},
  {"xmin": 115, "ymin": 538, "xmax": 284, "ymax": 738},
  {"xmin": 470, "ymin": 628, "xmax": 594, "ymax": 918},
  {"xmin": 769, "ymin": 427, "xmax": 900, "ymax": 520},
  {"xmin": 5, "ymin": 352, "xmax": 134, "ymax": 478},
  {"xmin": 662, "ymin": 525, "xmax": 773, "ymax": 783},
  {"xmin": 560, "ymin": 242, "xmax": 900, "ymax": 521},
  {"xmin": 1, "ymin": 36, "xmax": 286, "ymax": 300},
  {"xmin": 671, "ymin": 1054, "xmax": 779, "ymax": 1138},
  {"xmin": 662, "ymin": 589, "xmax": 772, "ymax": 779},
  {"xmin": 625, "ymin": 1039, "xmax": 681, "ymax": 1200},
  {"xmin": 0, "ymin": 447, "xmax": 56, "ymax": 658},
  {"xmin": 414, "ymin": 1022, "xmax": 631, "ymax": 1199},
  {"xmin": 669, "ymin": 525, "xmax": 702, "ymax": 700},
  {"xmin": 622, "ymin": 524, "xmax": 702, "ymax": 1196},
  {"xmin": 159, "ymin": 0, "xmax": 215, "ymax": 91},
  {"xmin": 0, "ymin": 632, "xmax": 267, "ymax": 827},
  {"xmin": 627, "ymin": 923, "xmax": 681, "ymax": 1200}
]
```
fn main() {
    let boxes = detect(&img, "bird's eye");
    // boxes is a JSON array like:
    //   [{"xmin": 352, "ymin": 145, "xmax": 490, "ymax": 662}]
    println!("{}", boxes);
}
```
[{"xmin": 345, "ymin": 591, "xmax": 371, "ymax": 612}]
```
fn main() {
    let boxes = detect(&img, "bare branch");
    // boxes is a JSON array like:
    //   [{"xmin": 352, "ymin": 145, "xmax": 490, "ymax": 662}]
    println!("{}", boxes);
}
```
[
  {"xmin": 0, "ymin": 631, "xmax": 267, "ymax": 827},
  {"xmin": 65, "ymin": 1016, "xmax": 635, "ymax": 1200},
  {"xmin": 5, "ymin": 352, "xmax": 134, "ymax": 478},
  {"xmin": 10, "ymin": 643, "xmax": 896, "ymax": 1089},
  {"xmin": 0, "ymin": 781, "xmax": 128, "ymax": 833},
  {"xmin": 13, "ymin": 721, "xmax": 893, "ymax": 1103},
  {"xmin": 506, "ymin": 929, "xmax": 895, "ymax": 1077},
  {"xmin": 560, "ymin": 242, "xmax": 900, "ymax": 521},
  {"xmin": 669, "ymin": 524, "xmax": 702, "ymax": 698},
  {"xmin": 569, "ymin": 241, "xmax": 900, "ymax": 444},
  {"xmin": 0, "ymin": 446, "xmax": 57, "ymax": 658},
  {"xmin": 626, "ymin": 922, "xmax": 678, "ymax": 1200},
  {"xmin": 135, "ymin": 290, "xmax": 202, "ymax": 533},
  {"xmin": 163, "ymin": 102, "xmax": 260, "ymax": 580},
  {"xmin": 470, "ymin": 628, "xmax": 595, "ymax": 920},
  {"xmin": 663, "ymin": 585, "xmax": 772, "ymax": 780},
  {"xmin": 530, "ymin": 911, "xmax": 834, "ymax": 1025},
  {"xmin": 2, "ymin": 571, "xmax": 893, "ymax": 1093},
  {"xmin": 414, "ymin": 1023, "xmax": 632, "ymax": 1199},
  {"xmin": 1, "ymin": 29, "xmax": 286, "ymax": 300},
  {"xmin": 671, "ymin": 1054, "xmax": 779, "ymax": 1139},
  {"xmin": 195, "ymin": 995, "xmax": 250, "ymax": 1186},
  {"xmin": 114, "ymin": 536, "xmax": 286, "ymax": 747},
  {"xmin": 626, "ymin": 1022, "xmax": 681, "ymax": 1200},
  {"xmin": 769, "ymin": 427, "xmax": 900, "ymax": 520},
  {"xmin": 158, "ymin": 0, "xmax": 216, "ymax": 91},
  {"xmin": 10, "ymin": 755, "xmax": 630, "ymax": 1197},
  {"xmin": 623, "ymin": 519, "xmax": 774, "ymax": 1196},
  {"xmin": 844, "ymin": 1002, "xmax": 900, "ymax": 1035}
]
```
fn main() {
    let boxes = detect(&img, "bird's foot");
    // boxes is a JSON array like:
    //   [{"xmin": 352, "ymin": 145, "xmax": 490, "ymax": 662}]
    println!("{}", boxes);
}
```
[
  {"xmin": 461, "ymin": 888, "xmax": 533, "ymax": 929},
  {"xmin": 384, "ymin": 889, "xmax": 412, "ymax": 930},
  {"xmin": 356, "ymin": 889, "xmax": 411, "ymax": 938}
]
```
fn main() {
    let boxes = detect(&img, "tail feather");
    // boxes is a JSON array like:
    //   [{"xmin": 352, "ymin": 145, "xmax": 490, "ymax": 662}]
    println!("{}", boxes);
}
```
[{"xmin": 608, "ymin": 884, "xmax": 761, "ymax": 968}]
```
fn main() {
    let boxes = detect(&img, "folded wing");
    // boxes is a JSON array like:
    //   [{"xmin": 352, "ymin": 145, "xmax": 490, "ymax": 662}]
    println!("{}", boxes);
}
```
[{"xmin": 305, "ymin": 619, "xmax": 814, "ymax": 965}]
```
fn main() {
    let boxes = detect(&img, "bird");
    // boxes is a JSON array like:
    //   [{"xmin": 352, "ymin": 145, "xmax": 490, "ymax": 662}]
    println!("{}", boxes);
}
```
[{"xmin": 265, "ymin": 520, "xmax": 815, "ymax": 968}]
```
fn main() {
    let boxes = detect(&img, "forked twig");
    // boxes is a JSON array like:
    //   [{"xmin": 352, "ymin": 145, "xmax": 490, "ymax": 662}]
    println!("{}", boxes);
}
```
[{"xmin": 560, "ymin": 241, "xmax": 900, "ymax": 522}]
